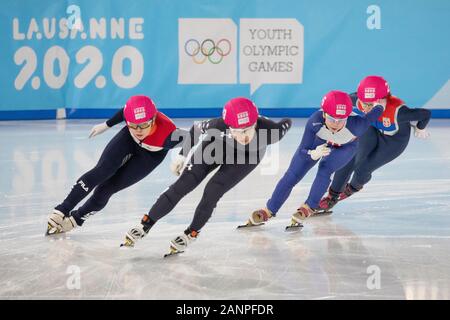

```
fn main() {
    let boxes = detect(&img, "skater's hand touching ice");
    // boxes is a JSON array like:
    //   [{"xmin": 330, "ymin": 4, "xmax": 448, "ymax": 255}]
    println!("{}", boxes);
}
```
[
  {"xmin": 171, "ymin": 154, "xmax": 186, "ymax": 176},
  {"xmin": 308, "ymin": 143, "xmax": 331, "ymax": 161},
  {"xmin": 414, "ymin": 126, "xmax": 430, "ymax": 139},
  {"xmin": 89, "ymin": 122, "xmax": 110, "ymax": 138}
]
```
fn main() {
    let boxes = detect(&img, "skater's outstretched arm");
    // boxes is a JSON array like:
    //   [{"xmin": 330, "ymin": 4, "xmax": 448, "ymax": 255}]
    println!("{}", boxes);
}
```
[
  {"xmin": 397, "ymin": 106, "xmax": 431, "ymax": 129},
  {"xmin": 88, "ymin": 108, "xmax": 125, "ymax": 138},
  {"xmin": 105, "ymin": 107, "xmax": 125, "ymax": 127},
  {"xmin": 259, "ymin": 117, "xmax": 293, "ymax": 144}
]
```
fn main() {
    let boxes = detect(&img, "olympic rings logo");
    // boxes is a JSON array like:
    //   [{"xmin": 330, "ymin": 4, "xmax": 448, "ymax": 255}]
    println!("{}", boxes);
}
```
[{"xmin": 184, "ymin": 38, "xmax": 232, "ymax": 64}]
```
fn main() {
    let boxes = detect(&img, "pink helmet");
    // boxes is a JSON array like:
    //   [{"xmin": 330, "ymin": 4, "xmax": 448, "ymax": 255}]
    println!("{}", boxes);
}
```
[
  {"xmin": 357, "ymin": 75, "xmax": 390, "ymax": 103},
  {"xmin": 123, "ymin": 95, "xmax": 157, "ymax": 124},
  {"xmin": 222, "ymin": 97, "xmax": 259, "ymax": 128},
  {"xmin": 321, "ymin": 90, "xmax": 353, "ymax": 119}
]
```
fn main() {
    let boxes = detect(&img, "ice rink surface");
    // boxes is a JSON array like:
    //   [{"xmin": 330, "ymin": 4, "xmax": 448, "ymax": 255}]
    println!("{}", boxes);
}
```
[{"xmin": 1, "ymin": 118, "xmax": 449, "ymax": 300}]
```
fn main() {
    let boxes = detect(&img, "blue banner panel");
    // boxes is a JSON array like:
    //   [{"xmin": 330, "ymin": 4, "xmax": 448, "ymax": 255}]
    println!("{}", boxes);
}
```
[{"xmin": 0, "ymin": 0, "xmax": 449, "ymax": 119}]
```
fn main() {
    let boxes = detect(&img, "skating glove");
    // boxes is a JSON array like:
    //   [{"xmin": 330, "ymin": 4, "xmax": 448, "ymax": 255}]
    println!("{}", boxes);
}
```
[
  {"xmin": 170, "ymin": 154, "xmax": 187, "ymax": 176},
  {"xmin": 89, "ymin": 122, "xmax": 110, "ymax": 138},
  {"xmin": 414, "ymin": 126, "xmax": 430, "ymax": 139},
  {"xmin": 308, "ymin": 143, "xmax": 331, "ymax": 161}
]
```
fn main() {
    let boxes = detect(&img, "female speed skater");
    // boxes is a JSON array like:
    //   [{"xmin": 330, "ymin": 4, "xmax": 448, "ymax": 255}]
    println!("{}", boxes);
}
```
[
  {"xmin": 319, "ymin": 75, "xmax": 431, "ymax": 210},
  {"xmin": 120, "ymin": 97, "xmax": 293, "ymax": 256},
  {"xmin": 46, "ymin": 95, "xmax": 188, "ymax": 235},
  {"xmin": 245, "ymin": 90, "xmax": 385, "ymax": 230}
]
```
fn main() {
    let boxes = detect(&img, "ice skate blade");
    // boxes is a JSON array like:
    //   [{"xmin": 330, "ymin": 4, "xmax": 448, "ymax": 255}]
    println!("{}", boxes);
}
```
[
  {"xmin": 120, "ymin": 236, "xmax": 135, "ymax": 248},
  {"xmin": 237, "ymin": 221, "xmax": 265, "ymax": 229},
  {"xmin": 163, "ymin": 246, "xmax": 184, "ymax": 258},
  {"xmin": 312, "ymin": 210, "xmax": 333, "ymax": 217},
  {"xmin": 285, "ymin": 222, "xmax": 304, "ymax": 232},
  {"xmin": 45, "ymin": 223, "xmax": 63, "ymax": 236},
  {"xmin": 119, "ymin": 243, "xmax": 134, "ymax": 248}
]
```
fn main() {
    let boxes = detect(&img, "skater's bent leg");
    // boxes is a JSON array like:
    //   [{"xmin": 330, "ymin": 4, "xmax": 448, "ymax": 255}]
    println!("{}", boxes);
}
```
[
  {"xmin": 350, "ymin": 137, "xmax": 409, "ymax": 189},
  {"xmin": 266, "ymin": 148, "xmax": 316, "ymax": 215},
  {"xmin": 74, "ymin": 151, "xmax": 167, "ymax": 225},
  {"xmin": 72, "ymin": 183, "xmax": 114, "ymax": 226},
  {"xmin": 189, "ymin": 163, "xmax": 258, "ymax": 231},
  {"xmin": 306, "ymin": 144, "xmax": 357, "ymax": 208},
  {"xmin": 330, "ymin": 128, "xmax": 378, "ymax": 193},
  {"xmin": 146, "ymin": 163, "xmax": 218, "ymax": 225},
  {"xmin": 55, "ymin": 127, "xmax": 135, "ymax": 215},
  {"xmin": 330, "ymin": 157, "xmax": 355, "ymax": 193}
]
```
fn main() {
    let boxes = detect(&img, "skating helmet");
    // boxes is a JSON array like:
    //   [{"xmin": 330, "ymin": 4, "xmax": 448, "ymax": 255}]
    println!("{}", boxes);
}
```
[
  {"xmin": 357, "ymin": 75, "xmax": 390, "ymax": 103},
  {"xmin": 222, "ymin": 97, "xmax": 259, "ymax": 129},
  {"xmin": 321, "ymin": 90, "xmax": 353, "ymax": 119},
  {"xmin": 123, "ymin": 95, "xmax": 157, "ymax": 124}
]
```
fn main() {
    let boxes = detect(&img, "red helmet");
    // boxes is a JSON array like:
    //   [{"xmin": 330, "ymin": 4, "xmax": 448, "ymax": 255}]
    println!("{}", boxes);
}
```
[
  {"xmin": 321, "ymin": 90, "xmax": 353, "ymax": 119},
  {"xmin": 357, "ymin": 75, "xmax": 390, "ymax": 103},
  {"xmin": 123, "ymin": 95, "xmax": 157, "ymax": 124},
  {"xmin": 222, "ymin": 97, "xmax": 259, "ymax": 128}
]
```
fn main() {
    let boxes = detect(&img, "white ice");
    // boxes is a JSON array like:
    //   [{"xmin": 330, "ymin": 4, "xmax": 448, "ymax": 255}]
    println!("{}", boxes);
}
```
[{"xmin": 0, "ymin": 119, "xmax": 449, "ymax": 299}]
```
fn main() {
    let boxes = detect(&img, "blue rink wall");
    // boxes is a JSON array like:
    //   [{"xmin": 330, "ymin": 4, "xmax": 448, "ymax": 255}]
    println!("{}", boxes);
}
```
[
  {"xmin": 1, "ymin": 108, "xmax": 450, "ymax": 121},
  {"xmin": 1, "ymin": 0, "xmax": 449, "ymax": 120}
]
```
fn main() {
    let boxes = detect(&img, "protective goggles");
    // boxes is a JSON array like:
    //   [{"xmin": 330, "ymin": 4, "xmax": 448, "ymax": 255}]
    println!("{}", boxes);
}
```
[
  {"xmin": 127, "ymin": 119, "xmax": 154, "ymax": 130},
  {"xmin": 324, "ymin": 113, "xmax": 347, "ymax": 124},
  {"xmin": 229, "ymin": 124, "xmax": 256, "ymax": 135},
  {"xmin": 359, "ymin": 101, "xmax": 375, "ymax": 108}
]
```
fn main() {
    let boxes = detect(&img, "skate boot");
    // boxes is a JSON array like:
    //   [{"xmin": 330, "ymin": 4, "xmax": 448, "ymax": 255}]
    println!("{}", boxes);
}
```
[
  {"xmin": 47, "ymin": 210, "xmax": 65, "ymax": 235},
  {"xmin": 238, "ymin": 208, "xmax": 273, "ymax": 228},
  {"xmin": 46, "ymin": 210, "xmax": 78, "ymax": 235},
  {"xmin": 286, "ymin": 204, "xmax": 316, "ymax": 231},
  {"xmin": 319, "ymin": 188, "xmax": 340, "ymax": 210},
  {"xmin": 164, "ymin": 229, "xmax": 198, "ymax": 257},
  {"xmin": 293, "ymin": 203, "xmax": 316, "ymax": 220},
  {"xmin": 338, "ymin": 183, "xmax": 361, "ymax": 201},
  {"xmin": 120, "ymin": 214, "xmax": 154, "ymax": 248}
]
